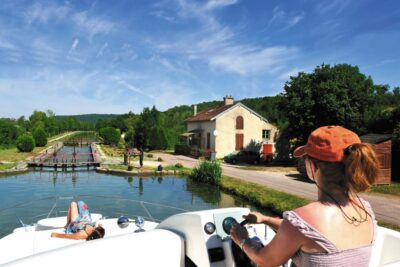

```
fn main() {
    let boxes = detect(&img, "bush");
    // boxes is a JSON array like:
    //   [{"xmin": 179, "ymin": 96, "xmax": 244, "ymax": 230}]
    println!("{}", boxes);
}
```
[
  {"xmin": 33, "ymin": 128, "xmax": 48, "ymax": 147},
  {"xmin": 16, "ymin": 134, "xmax": 35, "ymax": 152},
  {"xmin": 190, "ymin": 160, "xmax": 222, "ymax": 186},
  {"xmin": 175, "ymin": 163, "xmax": 183, "ymax": 168},
  {"xmin": 99, "ymin": 127, "xmax": 121, "ymax": 145},
  {"xmin": 157, "ymin": 157, "xmax": 163, "ymax": 162},
  {"xmin": 157, "ymin": 164, "xmax": 163, "ymax": 171},
  {"xmin": 147, "ymin": 153, "xmax": 153, "ymax": 158}
]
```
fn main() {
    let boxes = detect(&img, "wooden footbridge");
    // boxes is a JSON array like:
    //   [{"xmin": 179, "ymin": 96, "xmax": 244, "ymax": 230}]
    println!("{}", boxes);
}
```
[{"xmin": 28, "ymin": 142, "xmax": 101, "ymax": 169}]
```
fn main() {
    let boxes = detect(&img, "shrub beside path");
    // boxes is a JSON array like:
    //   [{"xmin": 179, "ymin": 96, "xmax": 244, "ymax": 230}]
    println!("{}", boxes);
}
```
[{"xmin": 153, "ymin": 152, "xmax": 400, "ymax": 225}]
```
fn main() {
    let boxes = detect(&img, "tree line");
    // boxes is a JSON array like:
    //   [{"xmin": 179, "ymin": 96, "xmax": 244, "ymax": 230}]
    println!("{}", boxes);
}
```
[
  {"xmin": 1, "ymin": 63, "xmax": 399, "ymax": 155},
  {"xmin": 0, "ymin": 110, "xmax": 94, "ymax": 151}
]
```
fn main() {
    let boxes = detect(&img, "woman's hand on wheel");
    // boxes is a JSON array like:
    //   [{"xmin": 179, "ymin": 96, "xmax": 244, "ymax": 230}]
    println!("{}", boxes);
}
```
[
  {"xmin": 230, "ymin": 223, "xmax": 249, "ymax": 245},
  {"xmin": 243, "ymin": 211, "xmax": 266, "ymax": 224}
]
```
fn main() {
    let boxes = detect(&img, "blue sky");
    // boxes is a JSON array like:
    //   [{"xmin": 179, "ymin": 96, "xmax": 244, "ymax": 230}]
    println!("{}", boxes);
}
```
[{"xmin": 0, "ymin": 0, "xmax": 399, "ymax": 118}]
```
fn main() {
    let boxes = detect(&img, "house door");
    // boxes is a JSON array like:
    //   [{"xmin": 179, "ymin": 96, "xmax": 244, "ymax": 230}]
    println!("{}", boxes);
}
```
[{"xmin": 235, "ymin": 134, "xmax": 244, "ymax": 151}]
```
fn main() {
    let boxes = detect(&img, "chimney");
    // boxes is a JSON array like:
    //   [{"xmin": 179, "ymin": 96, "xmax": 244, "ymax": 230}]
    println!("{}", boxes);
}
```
[
  {"xmin": 223, "ymin": 95, "xmax": 234, "ymax": 106},
  {"xmin": 193, "ymin": 105, "xmax": 197, "ymax": 116}
]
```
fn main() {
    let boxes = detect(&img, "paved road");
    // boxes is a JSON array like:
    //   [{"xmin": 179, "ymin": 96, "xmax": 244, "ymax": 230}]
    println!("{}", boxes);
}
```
[{"xmin": 154, "ymin": 152, "xmax": 400, "ymax": 225}]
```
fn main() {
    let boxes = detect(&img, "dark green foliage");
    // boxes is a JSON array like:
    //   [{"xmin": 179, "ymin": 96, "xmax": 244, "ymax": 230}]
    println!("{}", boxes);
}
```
[
  {"xmin": 0, "ymin": 119, "xmax": 18, "ymax": 145},
  {"xmin": 99, "ymin": 127, "xmax": 121, "ymax": 145},
  {"xmin": 16, "ymin": 134, "xmax": 35, "ymax": 152},
  {"xmin": 57, "ymin": 114, "xmax": 119, "ymax": 124},
  {"xmin": 190, "ymin": 160, "xmax": 222, "ymax": 185},
  {"xmin": 281, "ymin": 64, "xmax": 376, "ymax": 144},
  {"xmin": 124, "ymin": 128, "xmax": 135, "ymax": 147},
  {"xmin": 149, "ymin": 126, "xmax": 169, "ymax": 150},
  {"xmin": 32, "ymin": 128, "xmax": 48, "ymax": 147}
]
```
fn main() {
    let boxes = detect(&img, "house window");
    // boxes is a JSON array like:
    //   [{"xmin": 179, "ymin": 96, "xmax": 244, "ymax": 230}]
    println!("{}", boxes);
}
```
[
  {"xmin": 206, "ymin": 132, "xmax": 211, "ymax": 149},
  {"xmin": 262, "ymin": 130, "xmax": 271, "ymax": 139},
  {"xmin": 236, "ymin": 116, "xmax": 244, "ymax": 129}
]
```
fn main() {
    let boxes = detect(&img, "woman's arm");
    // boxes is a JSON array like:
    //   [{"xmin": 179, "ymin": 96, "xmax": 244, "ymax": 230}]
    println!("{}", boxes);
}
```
[
  {"xmin": 231, "ymin": 219, "xmax": 304, "ymax": 267},
  {"xmin": 244, "ymin": 212, "xmax": 283, "ymax": 231},
  {"xmin": 51, "ymin": 231, "xmax": 87, "ymax": 240}
]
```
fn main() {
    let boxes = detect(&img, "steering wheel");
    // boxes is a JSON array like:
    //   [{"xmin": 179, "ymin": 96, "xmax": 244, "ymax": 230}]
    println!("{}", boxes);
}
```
[{"xmin": 223, "ymin": 218, "xmax": 261, "ymax": 267}]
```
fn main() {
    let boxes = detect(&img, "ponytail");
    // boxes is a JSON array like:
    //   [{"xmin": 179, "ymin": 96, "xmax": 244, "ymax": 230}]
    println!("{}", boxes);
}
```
[{"xmin": 343, "ymin": 143, "xmax": 380, "ymax": 193}]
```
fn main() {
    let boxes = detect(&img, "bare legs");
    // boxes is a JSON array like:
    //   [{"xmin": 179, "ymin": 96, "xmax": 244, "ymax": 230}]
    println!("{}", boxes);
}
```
[{"xmin": 65, "ymin": 202, "xmax": 79, "ymax": 228}]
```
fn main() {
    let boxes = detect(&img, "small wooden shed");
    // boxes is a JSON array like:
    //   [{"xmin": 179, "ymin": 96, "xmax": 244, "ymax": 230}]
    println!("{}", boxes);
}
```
[{"xmin": 360, "ymin": 134, "xmax": 392, "ymax": 185}]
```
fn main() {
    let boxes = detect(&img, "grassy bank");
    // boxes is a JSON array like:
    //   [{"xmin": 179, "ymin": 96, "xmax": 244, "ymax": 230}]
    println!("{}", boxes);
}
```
[
  {"xmin": 220, "ymin": 175, "xmax": 310, "ymax": 214},
  {"xmin": 0, "ymin": 147, "xmax": 44, "ymax": 162},
  {"xmin": 0, "ymin": 132, "xmax": 74, "ymax": 163},
  {"xmin": 163, "ymin": 165, "xmax": 192, "ymax": 175},
  {"xmin": 0, "ymin": 163, "xmax": 16, "ymax": 170},
  {"xmin": 370, "ymin": 182, "xmax": 400, "ymax": 196},
  {"xmin": 238, "ymin": 166, "xmax": 297, "ymax": 172},
  {"xmin": 108, "ymin": 164, "xmax": 154, "ymax": 172}
]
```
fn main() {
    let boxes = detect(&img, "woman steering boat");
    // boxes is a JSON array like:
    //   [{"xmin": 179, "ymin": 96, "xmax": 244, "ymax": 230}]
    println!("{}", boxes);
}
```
[{"xmin": 230, "ymin": 126, "xmax": 379, "ymax": 267}]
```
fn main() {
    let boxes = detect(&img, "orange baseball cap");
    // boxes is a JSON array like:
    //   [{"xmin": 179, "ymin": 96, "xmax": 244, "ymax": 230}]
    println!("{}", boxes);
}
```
[{"xmin": 293, "ymin": 126, "xmax": 361, "ymax": 162}]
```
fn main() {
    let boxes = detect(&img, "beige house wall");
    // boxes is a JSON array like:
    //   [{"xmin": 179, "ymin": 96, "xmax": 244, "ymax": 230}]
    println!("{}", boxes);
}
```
[
  {"xmin": 187, "ymin": 121, "xmax": 216, "ymax": 151},
  {"xmin": 215, "ymin": 105, "xmax": 278, "ymax": 158}
]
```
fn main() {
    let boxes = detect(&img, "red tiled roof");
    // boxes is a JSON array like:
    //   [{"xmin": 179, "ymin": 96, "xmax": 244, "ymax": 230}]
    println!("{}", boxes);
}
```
[{"xmin": 185, "ymin": 104, "xmax": 234, "ymax": 122}]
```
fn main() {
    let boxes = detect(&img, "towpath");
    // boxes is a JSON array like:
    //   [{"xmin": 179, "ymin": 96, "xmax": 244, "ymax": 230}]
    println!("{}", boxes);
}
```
[{"xmin": 153, "ymin": 152, "xmax": 400, "ymax": 225}]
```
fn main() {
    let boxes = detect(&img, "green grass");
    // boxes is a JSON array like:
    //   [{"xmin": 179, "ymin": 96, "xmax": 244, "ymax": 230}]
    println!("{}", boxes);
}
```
[
  {"xmin": 378, "ymin": 221, "xmax": 400, "ymax": 232},
  {"xmin": 0, "ymin": 137, "xmax": 64, "ymax": 162},
  {"xmin": 108, "ymin": 164, "xmax": 153, "ymax": 172},
  {"xmin": 0, "ymin": 163, "xmax": 16, "ymax": 170},
  {"xmin": 100, "ymin": 144, "xmax": 124, "ymax": 157},
  {"xmin": 238, "ymin": 166, "xmax": 297, "ymax": 172},
  {"xmin": 219, "ymin": 175, "xmax": 310, "ymax": 214},
  {"xmin": 370, "ymin": 183, "xmax": 400, "ymax": 196},
  {"xmin": 163, "ymin": 165, "xmax": 192, "ymax": 174}
]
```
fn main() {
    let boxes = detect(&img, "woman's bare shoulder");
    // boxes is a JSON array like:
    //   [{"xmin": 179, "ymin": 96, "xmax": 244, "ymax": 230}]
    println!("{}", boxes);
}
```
[{"xmin": 292, "ymin": 202, "xmax": 332, "ymax": 228}]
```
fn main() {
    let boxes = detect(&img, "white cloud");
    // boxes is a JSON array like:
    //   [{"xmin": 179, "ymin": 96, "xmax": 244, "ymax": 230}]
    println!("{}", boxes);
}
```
[
  {"xmin": 209, "ymin": 46, "xmax": 297, "ymax": 75},
  {"xmin": 0, "ymin": 38, "xmax": 17, "ymax": 50},
  {"xmin": 96, "ymin": 42, "xmax": 108, "ymax": 57},
  {"xmin": 72, "ymin": 11, "xmax": 114, "ymax": 40},
  {"xmin": 288, "ymin": 14, "xmax": 304, "ymax": 27},
  {"xmin": 316, "ymin": 0, "xmax": 350, "ymax": 15},
  {"xmin": 204, "ymin": 0, "xmax": 238, "ymax": 10},
  {"xmin": 24, "ymin": 2, "xmax": 70, "ymax": 24},
  {"xmin": 113, "ymin": 76, "xmax": 156, "ymax": 99},
  {"xmin": 268, "ymin": 6, "xmax": 304, "ymax": 29},
  {"xmin": 151, "ymin": 10, "xmax": 176, "ymax": 23},
  {"xmin": 68, "ymin": 39, "xmax": 79, "ymax": 54}
]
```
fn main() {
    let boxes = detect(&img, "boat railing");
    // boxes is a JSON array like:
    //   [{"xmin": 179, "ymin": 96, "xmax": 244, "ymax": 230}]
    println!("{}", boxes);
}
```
[{"xmin": 0, "ymin": 195, "xmax": 189, "ymax": 236}]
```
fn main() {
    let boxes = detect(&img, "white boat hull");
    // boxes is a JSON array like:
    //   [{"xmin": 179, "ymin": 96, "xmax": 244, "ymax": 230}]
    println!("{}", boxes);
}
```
[{"xmin": 1, "ymin": 207, "xmax": 399, "ymax": 267}]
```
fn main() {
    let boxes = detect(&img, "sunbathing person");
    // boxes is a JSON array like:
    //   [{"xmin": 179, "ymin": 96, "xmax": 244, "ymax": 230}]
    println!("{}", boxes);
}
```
[{"xmin": 51, "ymin": 201, "xmax": 105, "ymax": 241}]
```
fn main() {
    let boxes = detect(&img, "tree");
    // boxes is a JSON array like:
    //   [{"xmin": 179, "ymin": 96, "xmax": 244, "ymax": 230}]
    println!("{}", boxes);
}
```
[
  {"xmin": 29, "ymin": 110, "xmax": 47, "ymax": 130},
  {"xmin": 124, "ymin": 128, "xmax": 135, "ymax": 147},
  {"xmin": 281, "ymin": 64, "xmax": 375, "ymax": 144},
  {"xmin": 99, "ymin": 127, "xmax": 121, "ymax": 145},
  {"xmin": 33, "ymin": 128, "xmax": 48, "ymax": 147},
  {"xmin": 149, "ymin": 126, "xmax": 169, "ymax": 150},
  {"xmin": 16, "ymin": 134, "xmax": 35, "ymax": 152},
  {"xmin": 0, "ymin": 119, "xmax": 18, "ymax": 146}
]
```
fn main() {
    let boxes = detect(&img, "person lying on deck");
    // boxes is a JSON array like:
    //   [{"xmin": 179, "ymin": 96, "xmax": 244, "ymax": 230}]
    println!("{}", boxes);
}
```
[{"xmin": 51, "ymin": 201, "xmax": 105, "ymax": 241}]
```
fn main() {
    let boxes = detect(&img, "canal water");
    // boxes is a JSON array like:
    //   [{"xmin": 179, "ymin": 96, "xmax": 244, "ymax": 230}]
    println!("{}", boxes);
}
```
[
  {"xmin": 0, "ymin": 170, "xmax": 271, "ymax": 238},
  {"xmin": 43, "ymin": 145, "xmax": 94, "ymax": 164}
]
